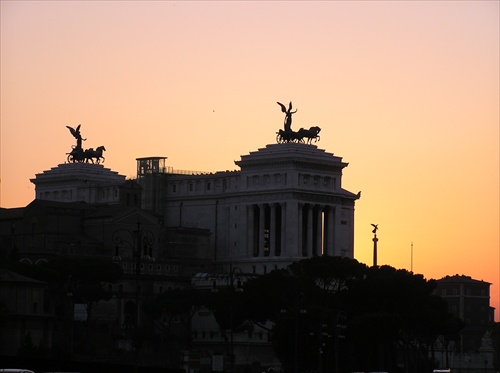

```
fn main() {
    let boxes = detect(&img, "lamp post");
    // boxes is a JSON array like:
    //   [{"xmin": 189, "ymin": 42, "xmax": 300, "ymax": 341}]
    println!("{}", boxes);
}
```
[
  {"xmin": 311, "ymin": 322, "xmax": 332, "ymax": 373},
  {"xmin": 334, "ymin": 311, "xmax": 346, "ymax": 373},
  {"xmin": 280, "ymin": 292, "xmax": 307, "ymax": 373},
  {"xmin": 112, "ymin": 222, "xmax": 154, "ymax": 372},
  {"xmin": 212, "ymin": 261, "xmax": 244, "ymax": 373}
]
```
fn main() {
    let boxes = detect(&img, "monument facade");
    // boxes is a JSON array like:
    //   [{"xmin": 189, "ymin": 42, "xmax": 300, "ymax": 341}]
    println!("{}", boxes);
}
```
[{"xmin": 138, "ymin": 103, "xmax": 360, "ymax": 273}]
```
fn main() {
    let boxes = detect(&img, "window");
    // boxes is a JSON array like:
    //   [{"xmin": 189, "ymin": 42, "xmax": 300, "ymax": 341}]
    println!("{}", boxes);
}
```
[
  {"xmin": 206, "ymin": 182, "xmax": 211, "ymax": 190},
  {"xmin": 189, "ymin": 184, "xmax": 193, "ymax": 191},
  {"xmin": 173, "ymin": 184, "xmax": 177, "ymax": 192}
]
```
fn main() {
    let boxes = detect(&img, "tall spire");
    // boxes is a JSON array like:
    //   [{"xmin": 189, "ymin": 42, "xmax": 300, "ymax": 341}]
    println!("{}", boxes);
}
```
[{"xmin": 371, "ymin": 224, "xmax": 379, "ymax": 267}]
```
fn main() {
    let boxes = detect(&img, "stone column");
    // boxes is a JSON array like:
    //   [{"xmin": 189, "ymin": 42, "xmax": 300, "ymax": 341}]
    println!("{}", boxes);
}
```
[
  {"xmin": 247, "ymin": 205, "xmax": 255, "ymax": 257},
  {"xmin": 285, "ymin": 201, "xmax": 299, "ymax": 257},
  {"xmin": 334, "ymin": 205, "xmax": 342, "ymax": 256},
  {"xmin": 326, "ymin": 207, "xmax": 335, "ymax": 256},
  {"xmin": 297, "ymin": 203, "xmax": 303, "ymax": 257},
  {"xmin": 280, "ymin": 202, "xmax": 286, "ymax": 257},
  {"xmin": 307, "ymin": 204, "xmax": 314, "ymax": 257},
  {"xmin": 316, "ymin": 206, "xmax": 323, "ymax": 256},
  {"xmin": 259, "ymin": 204, "xmax": 266, "ymax": 257},
  {"xmin": 270, "ymin": 203, "xmax": 276, "ymax": 256}
]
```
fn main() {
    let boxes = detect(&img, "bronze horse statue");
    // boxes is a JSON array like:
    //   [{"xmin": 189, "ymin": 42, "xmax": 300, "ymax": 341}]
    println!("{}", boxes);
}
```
[
  {"xmin": 67, "ymin": 145, "xmax": 106, "ymax": 164},
  {"xmin": 83, "ymin": 146, "xmax": 106, "ymax": 164},
  {"xmin": 276, "ymin": 126, "xmax": 321, "ymax": 144}
]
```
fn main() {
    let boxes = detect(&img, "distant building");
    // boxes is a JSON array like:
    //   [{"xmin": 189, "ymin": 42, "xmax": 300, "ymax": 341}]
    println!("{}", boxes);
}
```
[
  {"xmin": 0, "ymin": 269, "xmax": 55, "ymax": 356},
  {"xmin": 435, "ymin": 275, "xmax": 494, "ymax": 351},
  {"xmin": 433, "ymin": 275, "xmax": 495, "ymax": 372}
]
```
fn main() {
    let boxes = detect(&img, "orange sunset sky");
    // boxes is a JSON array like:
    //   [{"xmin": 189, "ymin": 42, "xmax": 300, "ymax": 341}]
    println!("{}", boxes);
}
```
[{"xmin": 1, "ymin": 1, "xmax": 499, "ymax": 319}]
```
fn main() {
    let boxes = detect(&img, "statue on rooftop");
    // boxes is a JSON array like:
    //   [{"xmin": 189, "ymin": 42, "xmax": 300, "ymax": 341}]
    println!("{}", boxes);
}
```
[
  {"xmin": 276, "ymin": 102, "xmax": 321, "ymax": 144},
  {"xmin": 66, "ymin": 124, "xmax": 106, "ymax": 164},
  {"xmin": 67, "ymin": 124, "xmax": 85, "ymax": 151},
  {"xmin": 277, "ymin": 101, "xmax": 297, "ymax": 132}
]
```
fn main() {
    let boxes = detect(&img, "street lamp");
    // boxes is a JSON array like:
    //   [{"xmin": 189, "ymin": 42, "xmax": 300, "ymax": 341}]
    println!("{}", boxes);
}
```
[
  {"xmin": 280, "ymin": 292, "xmax": 307, "ymax": 373},
  {"xmin": 211, "ymin": 261, "xmax": 245, "ymax": 373},
  {"xmin": 112, "ymin": 221, "xmax": 154, "ymax": 371},
  {"xmin": 309, "ymin": 322, "xmax": 332, "ymax": 373},
  {"xmin": 334, "ymin": 311, "xmax": 347, "ymax": 373}
]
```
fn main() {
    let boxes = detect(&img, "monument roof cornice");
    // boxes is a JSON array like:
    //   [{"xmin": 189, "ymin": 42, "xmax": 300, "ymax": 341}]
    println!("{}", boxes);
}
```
[
  {"xmin": 30, "ymin": 163, "xmax": 126, "ymax": 185},
  {"xmin": 235, "ymin": 143, "xmax": 348, "ymax": 171}
]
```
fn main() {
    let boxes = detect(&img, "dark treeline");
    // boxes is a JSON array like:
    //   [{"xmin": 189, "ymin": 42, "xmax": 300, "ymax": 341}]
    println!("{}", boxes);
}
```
[
  {"xmin": 147, "ymin": 256, "xmax": 462, "ymax": 373},
  {"xmin": 2, "ymin": 256, "xmax": 462, "ymax": 372},
  {"xmin": 240, "ymin": 257, "xmax": 463, "ymax": 373}
]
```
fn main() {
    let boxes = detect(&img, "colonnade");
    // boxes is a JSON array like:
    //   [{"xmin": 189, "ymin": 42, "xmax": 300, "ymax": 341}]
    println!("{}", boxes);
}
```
[{"xmin": 246, "ymin": 202, "xmax": 341, "ymax": 258}]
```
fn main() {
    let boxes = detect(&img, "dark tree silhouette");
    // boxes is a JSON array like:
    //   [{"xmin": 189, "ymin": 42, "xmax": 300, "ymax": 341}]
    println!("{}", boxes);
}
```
[{"xmin": 240, "ymin": 259, "xmax": 462, "ymax": 373}]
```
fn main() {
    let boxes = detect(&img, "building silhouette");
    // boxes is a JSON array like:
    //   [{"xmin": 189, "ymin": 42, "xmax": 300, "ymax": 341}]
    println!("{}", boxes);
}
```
[
  {"xmin": 137, "ymin": 142, "xmax": 360, "ymax": 274},
  {"xmin": 433, "ymin": 275, "xmax": 495, "ymax": 371},
  {"xmin": 0, "ymin": 139, "xmax": 361, "ymax": 370}
]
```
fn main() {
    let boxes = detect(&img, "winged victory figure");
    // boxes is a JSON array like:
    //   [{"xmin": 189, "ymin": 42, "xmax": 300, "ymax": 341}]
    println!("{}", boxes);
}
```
[
  {"xmin": 66, "ymin": 124, "xmax": 86, "ymax": 151},
  {"xmin": 277, "ymin": 101, "xmax": 297, "ymax": 132}
]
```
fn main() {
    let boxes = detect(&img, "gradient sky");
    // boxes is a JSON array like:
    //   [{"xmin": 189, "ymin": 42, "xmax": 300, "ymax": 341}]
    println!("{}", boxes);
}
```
[{"xmin": 1, "ymin": 1, "xmax": 499, "ymax": 319}]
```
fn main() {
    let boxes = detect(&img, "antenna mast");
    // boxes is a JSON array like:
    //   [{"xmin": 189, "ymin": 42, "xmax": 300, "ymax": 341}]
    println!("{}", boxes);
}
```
[{"xmin": 411, "ymin": 241, "xmax": 414, "ymax": 272}]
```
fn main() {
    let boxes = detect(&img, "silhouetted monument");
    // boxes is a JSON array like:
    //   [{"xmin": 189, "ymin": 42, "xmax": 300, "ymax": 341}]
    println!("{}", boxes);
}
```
[
  {"xmin": 372, "ymin": 224, "xmax": 379, "ymax": 266},
  {"xmin": 66, "ymin": 124, "xmax": 106, "ymax": 164},
  {"xmin": 276, "ymin": 101, "xmax": 321, "ymax": 144},
  {"xmin": 277, "ymin": 101, "xmax": 297, "ymax": 132}
]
